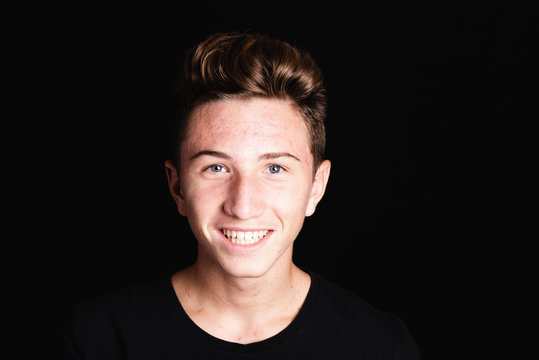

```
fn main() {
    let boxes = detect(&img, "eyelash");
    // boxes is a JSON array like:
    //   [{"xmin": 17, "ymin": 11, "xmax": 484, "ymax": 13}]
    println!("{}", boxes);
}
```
[
  {"xmin": 266, "ymin": 164, "xmax": 284, "ymax": 174},
  {"xmin": 204, "ymin": 164, "xmax": 285, "ymax": 174},
  {"xmin": 207, "ymin": 164, "xmax": 226, "ymax": 173}
]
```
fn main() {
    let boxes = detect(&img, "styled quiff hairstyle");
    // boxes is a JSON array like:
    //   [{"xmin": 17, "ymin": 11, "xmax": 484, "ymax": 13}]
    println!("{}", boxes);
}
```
[{"xmin": 173, "ymin": 32, "xmax": 327, "ymax": 174}]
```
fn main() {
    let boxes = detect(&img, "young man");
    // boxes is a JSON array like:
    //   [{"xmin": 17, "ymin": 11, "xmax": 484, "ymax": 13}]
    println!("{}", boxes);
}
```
[{"xmin": 64, "ymin": 32, "xmax": 421, "ymax": 359}]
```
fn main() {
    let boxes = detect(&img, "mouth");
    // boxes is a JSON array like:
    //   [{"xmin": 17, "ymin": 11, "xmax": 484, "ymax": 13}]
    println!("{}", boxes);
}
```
[{"xmin": 221, "ymin": 229, "xmax": 270, "ymax": 245}]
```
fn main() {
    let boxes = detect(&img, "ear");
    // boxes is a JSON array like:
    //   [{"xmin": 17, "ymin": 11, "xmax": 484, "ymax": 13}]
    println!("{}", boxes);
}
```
[
  {"xmin": 164, "ymin": 160, "xmax": 187, "ymax": 216},
  {"xmin": 305, "ymin": 160, "xmax": 331, "ymax": 217}
]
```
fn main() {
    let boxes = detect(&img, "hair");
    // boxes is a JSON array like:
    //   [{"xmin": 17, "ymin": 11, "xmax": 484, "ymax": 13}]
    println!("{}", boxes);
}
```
[{"xmin": 172, "ymin": 32, "xmax": 327, "ymax": 174}]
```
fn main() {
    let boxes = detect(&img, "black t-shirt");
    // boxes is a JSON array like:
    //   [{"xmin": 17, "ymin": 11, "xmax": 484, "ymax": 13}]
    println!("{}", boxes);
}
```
[{"xmin": 64, "ymin": 270, "xmax": 421, "ymax": 359}]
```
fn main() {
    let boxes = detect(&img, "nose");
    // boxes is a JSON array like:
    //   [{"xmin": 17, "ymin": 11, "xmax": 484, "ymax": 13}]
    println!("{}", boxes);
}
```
[{"xmin": 223, "ymin": 173, "xmax": 265, "ymax": 220}]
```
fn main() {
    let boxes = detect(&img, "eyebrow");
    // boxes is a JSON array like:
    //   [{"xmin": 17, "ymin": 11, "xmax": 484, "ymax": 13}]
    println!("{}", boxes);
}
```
[
  {"xmin": 258, "ymin": 152, "xmax": 301, "ymax": 162},
  {"xmin": 190, "ymin": 150, "xmax": 232, "ymax": 161},
  {"xmin": 190, "ymin": 150, "xmax": 300, "ymax": 162}
]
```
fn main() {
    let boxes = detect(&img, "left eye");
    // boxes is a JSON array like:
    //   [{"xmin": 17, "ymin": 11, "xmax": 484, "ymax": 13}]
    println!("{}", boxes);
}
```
[
  {"xmin": 267, "ymin": 165, "xmax": 283, "ymax": 174},
  {"xmin": 208, "ymin": 164, "xmax": 225, "ymax": 172}
]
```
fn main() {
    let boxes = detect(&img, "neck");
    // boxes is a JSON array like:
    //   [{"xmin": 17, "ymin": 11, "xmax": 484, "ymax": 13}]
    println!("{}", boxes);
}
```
[
  {"xmin": 171, "ymin": 253, "xmax": 311, "ymax": 344},
  {"xmin": 189, "ymin": 259, "xmax": 301, "ymax": 312}
]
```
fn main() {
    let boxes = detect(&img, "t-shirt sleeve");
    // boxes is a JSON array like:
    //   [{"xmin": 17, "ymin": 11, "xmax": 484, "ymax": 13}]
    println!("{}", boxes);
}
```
[
  {"xmin": 64, "ymin": 315, "xmax": 85, "ymax": 360},
  {"xmin": 393, "ymin": 317, "xmax": 422, "ymax": 360},
  {"xmin": 62, "ymin": 302, "xmax": 126, "ymax": 360}
]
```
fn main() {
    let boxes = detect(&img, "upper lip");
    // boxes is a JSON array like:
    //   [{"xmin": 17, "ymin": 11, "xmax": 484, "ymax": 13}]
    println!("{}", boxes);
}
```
[{"xmin": 220, "ymin": 227, "xmax": 271, "ymax": 231}]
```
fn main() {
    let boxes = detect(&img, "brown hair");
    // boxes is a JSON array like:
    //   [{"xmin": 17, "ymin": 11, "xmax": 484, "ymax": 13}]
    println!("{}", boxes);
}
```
[{"xmin": 173, "ymin": 32, "xmax": 327, "ymax": 173}]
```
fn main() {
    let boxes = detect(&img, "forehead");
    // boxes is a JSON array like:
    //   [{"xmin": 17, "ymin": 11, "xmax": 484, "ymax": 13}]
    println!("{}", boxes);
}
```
[{"xmin": 182, "ymin": 98, "xmax": 312, "ymax": 162}]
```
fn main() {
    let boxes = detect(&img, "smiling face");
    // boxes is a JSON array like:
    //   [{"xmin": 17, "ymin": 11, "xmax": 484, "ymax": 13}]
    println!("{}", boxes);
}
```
[{"xmin": 165, "ymin": 97, "xmax": 330, "ymax": 279}]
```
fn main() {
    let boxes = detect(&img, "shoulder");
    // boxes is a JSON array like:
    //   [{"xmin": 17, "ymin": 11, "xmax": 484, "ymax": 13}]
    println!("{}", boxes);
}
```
[
  {"xmin": 64, "ymin": 276, "xmax": 170, "ymax": 359},
  {"xmin": 71, "ymin": 277, "xmax": 165, "ymax": 324},
  {"xmin": 313, "ymin": 272, "xmax": 400, "ymax": 326},
  {"xmin": 309, "ymin": 271, "xmax": 421, "ymax": 358}
]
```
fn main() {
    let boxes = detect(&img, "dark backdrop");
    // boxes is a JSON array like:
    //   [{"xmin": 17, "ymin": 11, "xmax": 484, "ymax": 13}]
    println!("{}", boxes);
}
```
[{"xmin": 43, "ymin": 2, "xmax": 537, "ymax": 359}]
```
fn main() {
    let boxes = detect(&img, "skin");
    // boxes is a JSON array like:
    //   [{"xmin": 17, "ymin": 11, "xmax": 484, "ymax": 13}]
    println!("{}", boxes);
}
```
[{"xmin": 165, "ymin": 97, "xmax": 331, "ymax": 344}]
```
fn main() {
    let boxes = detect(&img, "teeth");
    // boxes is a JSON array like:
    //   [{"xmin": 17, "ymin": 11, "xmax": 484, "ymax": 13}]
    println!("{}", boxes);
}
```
[{"xmin": 222, "ymin": 229, "xmax": 269, "ymax": 245}]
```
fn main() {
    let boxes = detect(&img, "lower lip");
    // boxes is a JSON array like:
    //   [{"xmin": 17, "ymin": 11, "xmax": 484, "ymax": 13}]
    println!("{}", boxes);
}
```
[{"xmin": 220, "ymin": 230, "xmax": 272, "ymax": 251}]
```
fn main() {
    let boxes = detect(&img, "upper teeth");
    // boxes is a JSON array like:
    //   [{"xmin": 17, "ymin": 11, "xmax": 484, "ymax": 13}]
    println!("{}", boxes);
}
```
[{"xmin": 222, "ymin": 229, "xmax": 269, "ymax": 245}]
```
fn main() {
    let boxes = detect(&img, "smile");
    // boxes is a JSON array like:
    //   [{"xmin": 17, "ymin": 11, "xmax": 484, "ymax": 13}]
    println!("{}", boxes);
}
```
[{"xmin": 222, "ymin": 229, "xmax": 269, "ymax": 245}]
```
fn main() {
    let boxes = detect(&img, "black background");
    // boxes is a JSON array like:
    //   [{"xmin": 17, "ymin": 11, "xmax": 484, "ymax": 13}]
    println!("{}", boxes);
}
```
[{"xmin": 18, "ymin": 1, "xmax": 536, "ymax": 358}]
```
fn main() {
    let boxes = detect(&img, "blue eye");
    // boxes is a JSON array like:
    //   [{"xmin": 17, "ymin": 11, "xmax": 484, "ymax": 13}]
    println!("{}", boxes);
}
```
[
  {"xmin": 268, "ymin": 165, "xmax": 283, "ymax": 174},
  {"xmin": 208, "ymin": 164, "xmax": 225, "ymax": 172}
]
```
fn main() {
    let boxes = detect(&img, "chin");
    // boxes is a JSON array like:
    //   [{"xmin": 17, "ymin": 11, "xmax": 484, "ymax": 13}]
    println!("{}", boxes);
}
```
[
  {"xmin": 221, "ymin": 260, "xmax": 273, "ymax": 279},
  {"xmin": 200, "ymin": 235, "xmax": 294, "ymax": 279}
]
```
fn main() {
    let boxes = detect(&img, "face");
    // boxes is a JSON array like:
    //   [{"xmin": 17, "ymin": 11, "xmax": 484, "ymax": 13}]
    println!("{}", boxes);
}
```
[{"xmin": 165, "ymin": 98, "xmax": 330, "ymax": 279}]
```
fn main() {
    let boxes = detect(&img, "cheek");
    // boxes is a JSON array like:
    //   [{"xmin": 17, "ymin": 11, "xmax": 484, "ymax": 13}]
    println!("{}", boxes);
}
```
[
  {"xmin": 182, "ymin": 185, "xmax": 226, "ymax": 243},
  {"xmin": 271, "ymin": 181, "xmax": 312, "ymax": 219},
  {"xmin": 184, "ymin": 184, "xmax": 223, "ymax": 216},
  {"xmin": 180, "ymin": 173, "xmax": 222, "ymax": 216}
]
